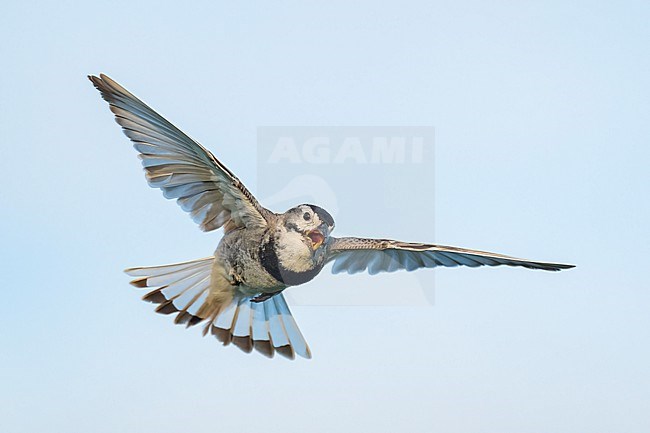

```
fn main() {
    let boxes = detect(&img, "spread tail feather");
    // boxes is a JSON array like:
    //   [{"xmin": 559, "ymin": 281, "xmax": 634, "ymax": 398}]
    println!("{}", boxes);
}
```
[
  {"xmin": 208, "ymin": 294, "xmax": 311, "ymax": 359},
  {"xmin": 126, "ymin": 257, "xmax": 215, "ymax": 323},
  {"xmin": 125, "ymin": 258, "xmax": 311, "ymax": 359}
]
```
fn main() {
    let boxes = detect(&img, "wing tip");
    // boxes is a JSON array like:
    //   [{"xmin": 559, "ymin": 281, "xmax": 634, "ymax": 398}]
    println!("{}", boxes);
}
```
[
  {"xmin": 88, "ymin": 73, "xmax": 130, "ymax": 103},
  {"xmin": 548, "ymin": 263, "xmax": 576, "ymax": 271},
  {"xmin": 522, "ymin": 260, "xmax": 575, "ymax": 271},
  {"xmin": 88, "ymin": 72, "xmax": 113, "ymax": 83},
  {"xmin": 88, "ymin": 73, "xmax": 107, "ymax": 89}
]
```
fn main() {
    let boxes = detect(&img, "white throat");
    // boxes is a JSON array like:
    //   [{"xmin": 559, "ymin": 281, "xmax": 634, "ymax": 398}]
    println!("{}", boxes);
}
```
[{"xmin": 275, "ymin": 230, "xmax": 314, "ymax": 273}]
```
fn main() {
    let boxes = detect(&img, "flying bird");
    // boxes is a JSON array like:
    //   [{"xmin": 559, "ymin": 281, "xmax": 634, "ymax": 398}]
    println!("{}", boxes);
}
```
[{"xmin": 89, "ymin": 74, "xmax": 575, "ymax": 360}]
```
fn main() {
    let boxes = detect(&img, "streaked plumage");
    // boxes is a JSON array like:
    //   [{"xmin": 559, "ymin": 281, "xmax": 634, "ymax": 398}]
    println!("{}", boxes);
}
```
[{"xmin": 90, "ymin": 74, "xmax": 575, "ymax": 360}]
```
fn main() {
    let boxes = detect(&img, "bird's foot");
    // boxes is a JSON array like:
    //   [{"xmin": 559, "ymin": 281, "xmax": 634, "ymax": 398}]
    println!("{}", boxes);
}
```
[
  {"xmin": 251, "ymin": 292, "xmax": 276, "ymax": 303},
  {"xmin": 228, "ymin": 271, "xmax": 244, "ymax": 286}
]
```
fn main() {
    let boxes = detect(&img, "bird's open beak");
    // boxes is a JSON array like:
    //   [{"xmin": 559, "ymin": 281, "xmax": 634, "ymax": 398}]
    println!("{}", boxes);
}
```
[{"xmin": 306, "ymin": 229, "xmax": 325, "ymax": 250}]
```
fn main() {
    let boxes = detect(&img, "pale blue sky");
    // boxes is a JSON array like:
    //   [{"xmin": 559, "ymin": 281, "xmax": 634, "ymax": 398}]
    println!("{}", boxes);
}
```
[{"xmin": 1, "ymin": 1, "xmax": 649, "ymax": 432}]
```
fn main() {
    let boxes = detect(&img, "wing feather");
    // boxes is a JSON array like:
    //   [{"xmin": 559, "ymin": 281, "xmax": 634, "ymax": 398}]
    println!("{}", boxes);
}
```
[
  {"xmin": 89, "ymin": 74, "xmax": 273, "ymax": 232},
  {"xmin": 327, "ymin": 237, "xmax": 575, "ymax": 274}
]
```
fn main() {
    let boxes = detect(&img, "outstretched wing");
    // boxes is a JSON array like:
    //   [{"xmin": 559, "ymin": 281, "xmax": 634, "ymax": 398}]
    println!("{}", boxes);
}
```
[
  {"xmin": 89, "ymin": 74, "xmax": 273, "ymax": 232},
  {"xmin": 326, "ymin": 237, "xmax": 575, "ymax": 274}
]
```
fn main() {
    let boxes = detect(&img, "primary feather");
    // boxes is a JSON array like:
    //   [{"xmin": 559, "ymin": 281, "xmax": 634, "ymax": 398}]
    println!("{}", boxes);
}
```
[
  {"xmin": 327, "ymin": 237, "xmax": 575, "ymax": 274},
  {"xmin": 88, "ymin": 74, "xmax": 272, "ymax": 232}
]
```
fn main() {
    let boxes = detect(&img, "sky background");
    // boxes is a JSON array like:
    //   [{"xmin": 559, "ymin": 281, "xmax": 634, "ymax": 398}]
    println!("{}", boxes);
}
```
[{"xmin": 1, "ymin": 1, "xmax": 649, "ymax": 432}]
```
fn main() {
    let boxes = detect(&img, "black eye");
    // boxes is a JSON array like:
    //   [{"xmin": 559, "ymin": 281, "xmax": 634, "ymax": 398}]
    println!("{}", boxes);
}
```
[{"xmin": 303, "ymin": 212, "xmax": 311, "ymax": 221}]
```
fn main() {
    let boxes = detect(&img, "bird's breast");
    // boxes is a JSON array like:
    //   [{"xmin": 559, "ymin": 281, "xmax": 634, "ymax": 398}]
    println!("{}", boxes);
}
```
[{"xmin": 258, "ymin": 235, "xmax": 324, "ymax": 286}]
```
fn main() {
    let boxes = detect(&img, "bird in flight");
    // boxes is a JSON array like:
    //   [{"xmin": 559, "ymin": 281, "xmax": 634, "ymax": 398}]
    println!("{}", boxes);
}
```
[{"xmin": 89, "ymin": 74, "xmax": 574, "ymax": 360}]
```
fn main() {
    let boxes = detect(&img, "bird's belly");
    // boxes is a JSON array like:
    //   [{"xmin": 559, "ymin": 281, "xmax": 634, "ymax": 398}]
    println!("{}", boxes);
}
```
[
  {"xmin": 240, "ymin": 261, "xmax": 286, "ymax": 291},
  {"xmin": 215, "ymin": 231, "xmax": 286, "ymax": 294}
]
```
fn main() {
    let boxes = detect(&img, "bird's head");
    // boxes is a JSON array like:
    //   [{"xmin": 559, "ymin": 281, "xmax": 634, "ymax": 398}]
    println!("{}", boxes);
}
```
[
  {"xmin": 261, "ymin": 205, "xmax": 335, "ymax": 285},
  {"xmin": 281, "ymin": 204, "xmax": 335, "ymax": 253}
]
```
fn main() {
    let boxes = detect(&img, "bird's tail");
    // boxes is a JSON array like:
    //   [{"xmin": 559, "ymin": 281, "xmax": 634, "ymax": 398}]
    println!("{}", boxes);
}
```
[{"xmin": 125, "ymin": 257, "xmax": 311, "ymax": 359}]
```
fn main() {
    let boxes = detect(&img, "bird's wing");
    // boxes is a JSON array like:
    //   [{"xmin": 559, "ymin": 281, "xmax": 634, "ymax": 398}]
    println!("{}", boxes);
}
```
[
  {"xmin": 326, "ymin": 237, "xmax": 575, "ymax": 274},
  {"xmin": 89, "ymin": 74, "xmax": 273, "ymax": 232}
]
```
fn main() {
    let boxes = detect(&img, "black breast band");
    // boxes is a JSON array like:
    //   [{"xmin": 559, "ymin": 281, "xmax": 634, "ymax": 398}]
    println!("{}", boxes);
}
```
[{"xmin": 259, "ymin": 236, "xmax": 322, "ymax": 286}]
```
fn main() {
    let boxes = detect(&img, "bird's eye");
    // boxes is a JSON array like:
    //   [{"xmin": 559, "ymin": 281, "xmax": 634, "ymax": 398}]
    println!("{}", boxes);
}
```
[{"xmin": 303, "ymin": 212, "xmax": 311, "ymax": 221}]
